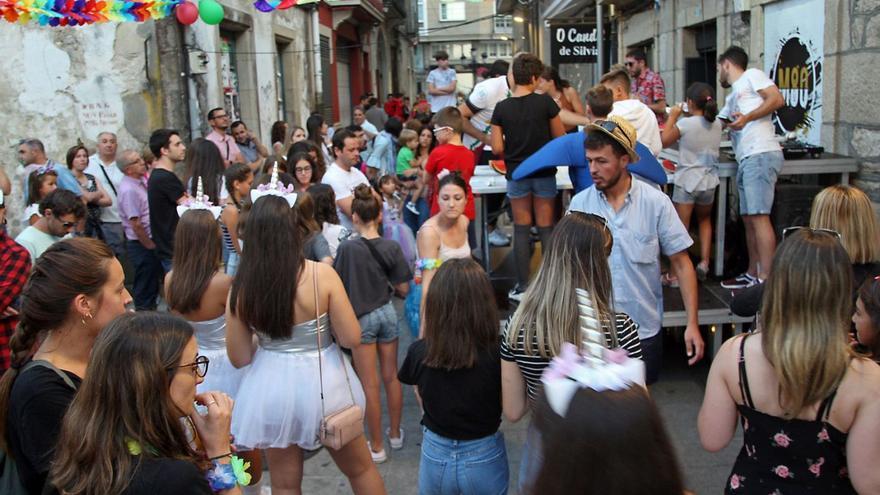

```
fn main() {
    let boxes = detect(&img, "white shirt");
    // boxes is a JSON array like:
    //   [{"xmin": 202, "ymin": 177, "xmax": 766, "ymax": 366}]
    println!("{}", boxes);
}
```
[
  {"xmin": 463, "ymin": 75, "xmax": 510, "ymax": 151},
  {"xmin": 321, "ymin": 162, "xmax": 369, "ymax": 231},
  {"xmin": 85, "ymin": 154, "xmax": 124, "ymax": 223},
  {"xmin": 675, "ymin": 116, "xmax": 722, "ymax": 193},
  {"xmin": 426, "ymin": 67, "xmax": 458, "ymax": 112},
  {"xmin": 610, "ymin": 99, "xmax": 662, "ymax": 156},
  {"xmin": 720, "ymin": 68, "xmax": 781, "ymax": 161}
]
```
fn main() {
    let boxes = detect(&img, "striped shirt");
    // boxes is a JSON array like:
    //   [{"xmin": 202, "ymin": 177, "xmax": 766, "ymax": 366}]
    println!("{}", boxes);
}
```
[{"xmin": 500, "ymin": 313, "xmax": 643, "ymax": 403}]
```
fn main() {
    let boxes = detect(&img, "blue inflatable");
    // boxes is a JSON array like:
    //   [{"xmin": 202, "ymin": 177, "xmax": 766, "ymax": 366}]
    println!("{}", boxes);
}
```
[{"xmin": 511, "ymin": 131, "xmax": 668, "ymax": 194}]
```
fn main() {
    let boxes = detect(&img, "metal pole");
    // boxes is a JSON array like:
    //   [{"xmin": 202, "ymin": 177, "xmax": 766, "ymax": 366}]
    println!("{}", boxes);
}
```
[{"xmin": 596, "ymin": 0, "xmax": 604, "ymax": 80}]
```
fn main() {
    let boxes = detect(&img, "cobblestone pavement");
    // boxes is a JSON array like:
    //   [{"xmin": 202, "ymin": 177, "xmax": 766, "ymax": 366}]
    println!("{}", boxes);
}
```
[{"xmin": 251, "ymin": 300, "xmax": 741, "ymax": 494}]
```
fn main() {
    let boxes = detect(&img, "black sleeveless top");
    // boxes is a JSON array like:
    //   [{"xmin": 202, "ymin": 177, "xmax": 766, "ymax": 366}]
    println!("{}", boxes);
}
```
[{"xmin": 725, "ymin": 334, "xmax": 855, "ymax": 494}]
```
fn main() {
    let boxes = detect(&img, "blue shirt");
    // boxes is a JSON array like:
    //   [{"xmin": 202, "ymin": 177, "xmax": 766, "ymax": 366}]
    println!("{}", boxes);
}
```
[{"xmin": 568, "ymin": 177, "xmax": 692, "ymax": 339}]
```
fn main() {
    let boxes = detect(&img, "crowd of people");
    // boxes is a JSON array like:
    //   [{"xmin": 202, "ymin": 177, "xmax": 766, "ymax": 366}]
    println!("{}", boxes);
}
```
[{"xmin": 0, "ymin": 44, "xmax": 879, "ymax": 495}]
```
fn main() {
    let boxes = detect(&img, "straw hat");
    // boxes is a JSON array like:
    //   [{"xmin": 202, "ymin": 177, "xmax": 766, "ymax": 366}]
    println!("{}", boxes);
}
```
[{"xmin": 585, "ymin": 116, "xmax": 639, "ymax": 162}]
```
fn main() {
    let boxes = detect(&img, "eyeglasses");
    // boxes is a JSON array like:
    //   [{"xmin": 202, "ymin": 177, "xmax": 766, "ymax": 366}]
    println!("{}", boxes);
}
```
[
  {"xmin": 170, "ymin": 355, "xmax": 210, "ymax": 378},
  {"xmin": 211, "ymin": 113, "xmax": 228, "ymax": 119},
  {"xmin": 624, "ymin": 62, "xmax": 634, "ymax": 67},
  {"xmin": 433, "ymin": 126, "xmax": 453, "ymax": 135},
  {"xmin": 781, "ymin": 226, "xmax": 842, "ymax": 242},
  {"xmin": 294, "ymin": 166, "xmax": 312, "ymax": 174},
  {"xmin": 59, "ymin": 220, "xmax": 77, "ymax": 229}
]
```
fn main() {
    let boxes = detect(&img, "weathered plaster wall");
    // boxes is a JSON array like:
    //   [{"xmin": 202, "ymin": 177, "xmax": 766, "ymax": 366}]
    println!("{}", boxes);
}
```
[{"xmin": 0, "ymin": 22, "xmax": 163, "ymax": 234}]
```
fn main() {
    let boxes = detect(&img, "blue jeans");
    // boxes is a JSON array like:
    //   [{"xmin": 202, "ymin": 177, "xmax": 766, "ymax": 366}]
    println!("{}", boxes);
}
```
[
  {"xmin": 419, "ymin": 427, "xmax": 509, "ymax": 495},
  {"xmin": 101, "ymin": 222, "xmax": 126, "ymax": 258},
  {"xmin": 403, "ymin": 197, "xmax": 430, "ymax": 234},
  {"xmin": 126, "ymin": 240, "xmax": 162, "ymax": 311},
  {"xmin": 517, "ymin": 421, "xmax": 542, "ymax": 493}
]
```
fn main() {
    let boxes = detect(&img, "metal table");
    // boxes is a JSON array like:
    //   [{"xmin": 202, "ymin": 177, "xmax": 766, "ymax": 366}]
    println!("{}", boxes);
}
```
[
  {"xmin": 659, "ymin": 151, "xmax": 859, "ymax": 276},
  {"xmin": 470, "ymin": 166, "xmax": 572, "ymax": 271}
]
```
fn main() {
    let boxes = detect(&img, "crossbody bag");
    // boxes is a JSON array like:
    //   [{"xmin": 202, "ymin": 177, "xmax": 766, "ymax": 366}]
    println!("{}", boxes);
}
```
[{"xmin": 314, "ymin": 266, "xmax": 364, "ymax": 450}]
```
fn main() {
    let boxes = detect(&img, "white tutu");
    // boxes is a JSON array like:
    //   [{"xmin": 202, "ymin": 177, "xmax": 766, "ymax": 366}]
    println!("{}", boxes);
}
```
[
  {"xmin": 231, "ymin": 343, "xmax": 366, "ymax": 450},
  {"xmin": 198, "ymin": 346, "xmax": 246, "ymax": 398}
]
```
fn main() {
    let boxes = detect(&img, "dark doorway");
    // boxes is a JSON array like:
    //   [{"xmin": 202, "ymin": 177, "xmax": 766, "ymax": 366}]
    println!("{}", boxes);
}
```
[{"xmin": 685, "ymin": 21, "xmax": 717, "ymax": 89}]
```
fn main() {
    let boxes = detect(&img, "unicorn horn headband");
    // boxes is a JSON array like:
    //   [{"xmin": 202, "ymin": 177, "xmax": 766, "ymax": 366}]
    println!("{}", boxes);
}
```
[
  {"xmin": 177, "ymin": 176, "xmax": 223, "ymax": 220},
  {"xmin": 541, "ymin": 288, "xmax": 646, "ymax": 417},
  {"xmin": 250, "ymin": 162, "xmax": 297, "ymax": 207}
]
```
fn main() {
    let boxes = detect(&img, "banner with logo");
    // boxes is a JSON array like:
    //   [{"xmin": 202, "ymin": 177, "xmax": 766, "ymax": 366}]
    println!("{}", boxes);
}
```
[
  {"xmin": 764, "ymin": 0, "xmax": 824, "ymax": 145},
  {"xmin": 550, "ymin": 24, "xmax": 598, "ymax": 66}
]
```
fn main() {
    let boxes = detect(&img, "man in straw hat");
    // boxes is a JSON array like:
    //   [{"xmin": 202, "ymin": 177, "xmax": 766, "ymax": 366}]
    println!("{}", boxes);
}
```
[{"xmin": 568, "ymin": 116, "xmax": 704, "ymax": 384}]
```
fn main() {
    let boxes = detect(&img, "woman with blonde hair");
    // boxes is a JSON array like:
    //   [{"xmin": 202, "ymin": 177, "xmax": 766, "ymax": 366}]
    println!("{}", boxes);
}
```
[
  {"xmin": 731, "ymin": 184, "xmax": 880, "ymax": 317},
  {"xmin": 700, "ymin": 229, "xmax": 880, "ymax": 493},
  {"xmin": 501, "ymin": 211, "xmax": 642, "ymax": 490}
]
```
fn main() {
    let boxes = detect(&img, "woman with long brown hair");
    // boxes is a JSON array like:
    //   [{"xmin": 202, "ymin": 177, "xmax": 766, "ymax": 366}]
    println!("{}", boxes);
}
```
[
  {"xmin": 0, "ymin": 238, "xmax": 130, "ymax": 494},
  {"xmin": 700, "ymin": 229, "xmax": 880, "ymax": 493},
  {"xmin": 226, "ymin": 192, "xmax": 384, "ymax": 494},
  {"xmin": 185, "ymin": 139, "xmax": 227, "ymax": 205},
  {"xmin": 47, "ymin": 312, "xmax": 243, "ymax": 495},
  {"xmin": 66, "ymin": 144, "xmax": 111, "ymax": 238},
  {"xmin": 399, "ymin": 258, "xmax": 508, "ymax": 494}
]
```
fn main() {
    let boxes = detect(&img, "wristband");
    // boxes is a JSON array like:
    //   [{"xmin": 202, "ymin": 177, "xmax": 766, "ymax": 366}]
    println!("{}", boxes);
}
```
[{"xmin": 206, "ymin": 455, "xmax": 252, "ymax": 491}]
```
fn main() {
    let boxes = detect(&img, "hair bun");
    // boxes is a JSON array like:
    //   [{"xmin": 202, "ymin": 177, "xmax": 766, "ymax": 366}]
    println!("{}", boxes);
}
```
[{"xmin": 353, "ymin": 183, "xmax": 374, "ymax": 201}]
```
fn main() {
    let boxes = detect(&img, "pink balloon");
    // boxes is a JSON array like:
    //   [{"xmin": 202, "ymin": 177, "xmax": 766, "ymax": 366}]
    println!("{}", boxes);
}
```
[{"xmin": 175, "ymin": 1, "xmax": 199, "ymax": 25}]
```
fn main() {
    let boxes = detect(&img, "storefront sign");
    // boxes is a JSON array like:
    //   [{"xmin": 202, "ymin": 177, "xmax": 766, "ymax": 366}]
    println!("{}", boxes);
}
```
[
  {"xmin": 764, "ymin": 0, "xmax": 824, "ymax": 145},
  {"xmin": 550, "ymin": 24, "xmax": 598, "ymax": 66}
]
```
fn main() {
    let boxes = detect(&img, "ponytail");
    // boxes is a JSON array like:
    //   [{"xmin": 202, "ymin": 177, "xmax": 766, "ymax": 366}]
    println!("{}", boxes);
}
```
[
  {"xmin": 0, "ymin": 238, "xmax": 114, "ymax": 453},
  {"xmin": 685, "ymin": 82, "xmax": 718, "ymax": 123}
]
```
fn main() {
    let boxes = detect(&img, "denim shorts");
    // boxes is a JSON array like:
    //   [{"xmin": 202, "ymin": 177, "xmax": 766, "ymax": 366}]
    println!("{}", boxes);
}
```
[
  {"xmin": 737, "ymin": 150, "xmax": 784, "ymax": 215},
  {"xmin": 672, "ymin": 185, "xmax": 716, "ymax": 205},
  {"xmin": 419, "ymin": 427, "xmax": 509, "ymax": 495},
  {"xmin": 506, "ymin": 176, "xmax": 557, "ymax": 199},
  {"xmin": 358, "ymin": 301, "xmax": 399, "ymax": 344}
]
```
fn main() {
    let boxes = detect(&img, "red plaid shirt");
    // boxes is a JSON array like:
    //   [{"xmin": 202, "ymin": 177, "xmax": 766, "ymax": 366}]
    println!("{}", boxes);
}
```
[
  {"xmin": 0, "ymin": 231, "xmax": 31, "ymax": 374},
  {"xmin": 631, "ymin": 68, "xmax": 667, "ymax": 126}
]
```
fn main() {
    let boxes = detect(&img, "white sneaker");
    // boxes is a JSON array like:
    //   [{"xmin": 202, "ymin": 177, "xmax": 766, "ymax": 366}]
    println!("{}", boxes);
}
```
[
  {"xmin": 405, "ymin": 202, "xmax": 420, "ymax": 215},
  {"xmin": 367, "ymin": 442, "xmax": 388, "ymax": 463},
  {"xmin": 386, "ymin": 427, "xmax": 405, "ymax": 450},
  {"xmin": 488, "ymin": 230, "xmax": 510, "ymax": 247}
]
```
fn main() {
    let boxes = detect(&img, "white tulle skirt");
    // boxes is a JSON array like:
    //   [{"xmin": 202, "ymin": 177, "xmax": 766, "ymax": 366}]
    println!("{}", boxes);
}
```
[
  {"xmin": 231, "ymin": 343, "xmax": 366, "ymax": 450},
  {"xmin": 197, "ymin": 347, "xmax": 246, "ymax": 398}
]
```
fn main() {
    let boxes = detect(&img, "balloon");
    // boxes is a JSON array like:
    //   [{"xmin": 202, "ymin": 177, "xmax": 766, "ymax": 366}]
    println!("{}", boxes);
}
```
[
  {"xmin": 175, "ymin": 1, "xmax": 198, "ymax": 24},
  {"xmin": 198, "ymin": 0, "xmax": 223, "ymax": 24}
]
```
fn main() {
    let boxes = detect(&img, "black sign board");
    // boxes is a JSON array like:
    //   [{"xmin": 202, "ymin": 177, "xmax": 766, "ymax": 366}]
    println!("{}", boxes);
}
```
[{"xmin": 550, "ymin": 24, "xmax": 598, "ymax": 66}]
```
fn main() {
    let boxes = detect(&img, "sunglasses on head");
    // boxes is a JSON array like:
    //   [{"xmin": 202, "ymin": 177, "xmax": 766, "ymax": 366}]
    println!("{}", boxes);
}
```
[
  {"xmin": 781, "ymin": 226, "xmax": 842, "ymax": 242},
  {"xmin": 594, "ymin": 120, "xmax": 634, "ymax": 149},
  {"xmin": 433, "ymin": 126, "xmax": 453, "ymax": 135}
]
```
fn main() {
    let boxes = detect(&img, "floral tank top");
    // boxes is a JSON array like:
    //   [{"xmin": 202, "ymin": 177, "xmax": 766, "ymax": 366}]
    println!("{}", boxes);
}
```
[{"xmin": 726, "ymin": 334, "xmax": 855, "ymax": 494}]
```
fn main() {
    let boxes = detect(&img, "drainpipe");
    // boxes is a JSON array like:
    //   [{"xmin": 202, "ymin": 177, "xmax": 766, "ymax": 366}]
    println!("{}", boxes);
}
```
[
  {"xmin": 596, "ymin": 0, "xmax": 604, "ymax": 80},
  {"xmin": 312, "ymin": 7, "xmax": 323, "ymax": 111}
]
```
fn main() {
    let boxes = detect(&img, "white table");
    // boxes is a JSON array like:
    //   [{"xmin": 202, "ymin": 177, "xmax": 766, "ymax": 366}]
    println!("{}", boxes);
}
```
[
  {"xmin": 659, "ymin": 150, "xmax": 859, "ymax": 276},
  {"xmin": 470, "ymin": 166, "xmax": 572, "ymax": 270}
]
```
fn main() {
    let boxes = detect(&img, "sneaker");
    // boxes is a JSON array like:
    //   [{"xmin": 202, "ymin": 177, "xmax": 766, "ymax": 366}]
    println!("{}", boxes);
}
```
[
  {"xmin": 367, "ymin": 442, "xmax": 388, "ymax": 463},
  {"xmin": 488, "ymin": 229, "xmax": 510, "ymax": 247},
  {"xmin": 720, "ymin": 272, "xmax": 757, "ymax": 290},
  {"xmin": 405, "ymin": 202, "xmax": 420, "ymax": 215},
  {"xmin": 386, "ymin": 427, "xmax": 405, "ymax": 450},
  {"xmin": 508, "ymin": 285, "xmax": 526, "ymax": 303}
]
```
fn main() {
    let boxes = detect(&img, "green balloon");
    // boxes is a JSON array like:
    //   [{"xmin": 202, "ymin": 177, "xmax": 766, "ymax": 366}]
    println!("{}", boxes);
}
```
[{"xmin": 199, "ymin": 0, "xmax": 224, "ymax": 24}]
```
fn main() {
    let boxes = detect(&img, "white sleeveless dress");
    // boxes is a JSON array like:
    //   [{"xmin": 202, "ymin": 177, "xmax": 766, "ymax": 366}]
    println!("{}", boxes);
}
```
[
  {"xmin": 231, "ymin": 313, "xmax": 366, "ymax": 450},
  {"xmin": 190, "ymin": 315, "xmax": 246, "ymax": 398}
]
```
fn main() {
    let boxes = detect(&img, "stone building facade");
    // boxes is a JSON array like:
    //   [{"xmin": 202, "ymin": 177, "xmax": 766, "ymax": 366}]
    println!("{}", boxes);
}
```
[{"xmin": 0, "ymin": 0, "xmax": 415, "ymax": 234}]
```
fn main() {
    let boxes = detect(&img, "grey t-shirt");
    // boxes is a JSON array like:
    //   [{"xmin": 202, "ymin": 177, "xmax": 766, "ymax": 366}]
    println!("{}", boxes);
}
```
[
  {"xmin": 304, "ymin": 232, "xmax": 332, "ymax": 262},
  {"xmin": 333, "ymin": 237, "xmax": 412, "ymax": 317}
]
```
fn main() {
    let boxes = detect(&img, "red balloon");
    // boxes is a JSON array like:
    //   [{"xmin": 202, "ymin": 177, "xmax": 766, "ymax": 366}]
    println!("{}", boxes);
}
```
[{"xmin": 175, "ymin": 1, "xmax": 198, "ymax": 25}]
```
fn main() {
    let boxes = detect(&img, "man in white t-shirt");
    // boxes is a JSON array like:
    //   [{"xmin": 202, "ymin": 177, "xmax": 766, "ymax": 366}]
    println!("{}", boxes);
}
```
[
  {"xmin": 85, "ymin": 131, "xmax": 126, "ymax": 257},
  {"xmin": 426, "ymin": 51, "xmax": 458, "ymax": 113},
  {"xmin": 716, "ymin": 46, "xmax": 785, "ymax": 289},
  {"xmin": 321, "ymin": 129, "xmax": 370, "ymax": 231},
  {"xmin": 459, "ymin": 60, "xmax": 510, "ymax": 153},
  {"xmin": 458, "ymin": 60, "xmax": 511, "ymax": 246}
]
